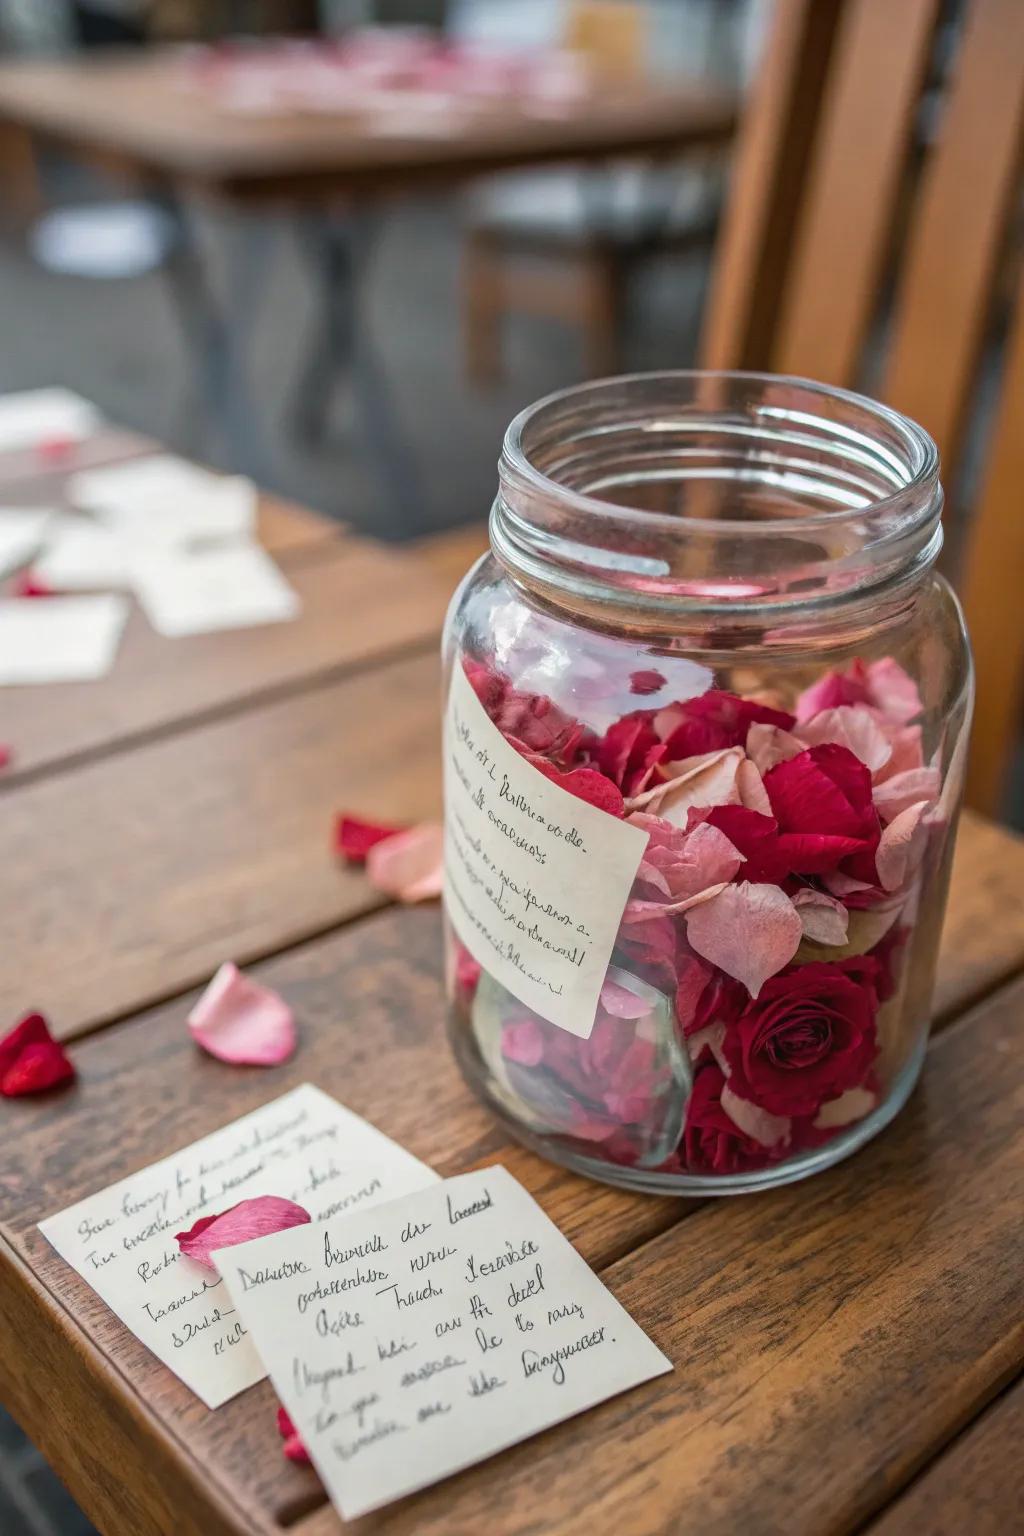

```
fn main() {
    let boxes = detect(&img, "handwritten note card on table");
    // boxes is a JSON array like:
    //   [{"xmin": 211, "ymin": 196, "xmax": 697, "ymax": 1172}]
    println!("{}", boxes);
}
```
[
  {"xmin": 444, "ymin": 662, "xmax": 647, "ymax": 1037},
  {"xmin": 39, "ymin": 1085, "xmax": 438, "ymax": 1409},
  {"xmin": 218, "ymin": 1166, "xmax": 671, "ymax": 1519}
]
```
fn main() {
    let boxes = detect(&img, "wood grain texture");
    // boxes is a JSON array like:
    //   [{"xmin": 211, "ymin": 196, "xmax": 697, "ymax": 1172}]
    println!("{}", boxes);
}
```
[
  {"xmin": 291, "ymin": 975, "xmax": 1024, "ymax": 1536},
  {"xmin": 0, "ymin": 524, "xmax": 483, "ymax": 787},
  {"xmin": 0, "ymin": 54, "xmax": 735, "ymax": 197},
  {"xmin": 865, "ymin": 1376, "xmax": 1024, "ymax": 1535},
  {"xmin": 1, "ymin": 634, "xmax": 1020, "ymax": 1040},
  {"xmin": 0, "ymin": 905, "xmax": 683, "ymax": 1533}
]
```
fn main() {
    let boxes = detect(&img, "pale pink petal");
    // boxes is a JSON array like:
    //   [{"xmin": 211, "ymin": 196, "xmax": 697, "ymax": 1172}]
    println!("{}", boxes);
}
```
[
  {"xmin": 928, "ymin": 726, "xmax": 969, "ymax": 828},
  {"xmin": 625, "ymin": 747, "xmax": 740, "ymax": 819},
  {"xmin": 685, "ymin": 820, "xmax": 745, "ymax": 885},
  {"xmin": 686, "ymin": 1020, "xmax": 728, "ymax": 1072},
  {"xmin": 873, "ymin": 766, "xmax": 941, "ymax": 823},
  {"xmin": 365, "ymin": 822, "xmax": 443, "ymax": 903},
  {"xmin": 736, "ymin": 757, "xmax": 772, "ymax": 815},
  {"xmin": 875, "ymin": 800, "xmax": 930, "ymax": 892},
  {"xmin": 823, "ymin": 871, "xmax": 875, "ymax": 899},
  {"xmin": 792, "ymin": 888, "xmax": 849, "ymax": 945},
  {"xmin": 684, "ymin": 882, "xmax": 802, "ymax": 998},
  {"xmin": 622, "ymin": 882, "xmax": 729, "ymax": 922},
  {"xmin": 188, "ymin": 963, "xmax": 295, "ymax": 1066},
  {"xmin": 813, "ymin": 1086, "xmax": 877, "ymax": 1129},
  {"xmin": 176, "ymin": 1196, "xmax": 311, "ymax": 1271},
  {"xmin": 721, "ymin": 1083, "xmax": 791, "ymax": 1148},
  {"xmin": 796, "ymin": 706, "xmax": 892, "ymax": 772},
  {"xmin": 745, "ymin": 722, "xmax": 805, "ymax": 775},
  {"xmin": 874, "ymin": 723, "xmax": 925, "ymax": 781},
  {"xmin": 866, "ymin": 657, "xmax": 922, "ymax": 723},
  {"xmin": 600, "ymin": 977, "xmax": 651, "ymax": 1019}
]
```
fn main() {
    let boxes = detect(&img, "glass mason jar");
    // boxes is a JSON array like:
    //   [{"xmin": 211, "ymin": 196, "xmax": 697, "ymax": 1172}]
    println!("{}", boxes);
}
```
[{"xmin": 442, "ymin": 373, "xmax": 972, "ymax": 1195}]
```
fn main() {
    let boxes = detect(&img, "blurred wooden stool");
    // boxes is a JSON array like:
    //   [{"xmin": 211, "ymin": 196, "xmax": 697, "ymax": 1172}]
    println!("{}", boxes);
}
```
[{"xmin": 701, "ymin": 0, "xmax": 1024, "ymax": 818}]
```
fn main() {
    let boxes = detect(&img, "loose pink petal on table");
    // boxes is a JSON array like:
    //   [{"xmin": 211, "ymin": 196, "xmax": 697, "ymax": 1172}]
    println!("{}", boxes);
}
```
[
  {"xmin": 685, "ymin": 881, "xmax": 802, "ymax": 998},
  {"xmin": 176, "ymin": 1196, "xmax": 311, "ymax": 1271},
  {"xmin": 875, "ymin": 800, "xmax": 930, "ymax": 892},
  {"xmin": 365, "ymin": 821, "xmax": 443, "ymax": 902},
  {"xmin": 334, "ymin": 813, "xmax": 407, "ymax": 862},
  {"xmin": 0, "ymin": 1011, "xmax": 75, "ymax": 1098},
  {"xmin": 277, "ymin": 1404, "xmax": 312, "ymax": 1466},
  {"xmin": 792, "ymin": 888, "xmax": 849, "ymax": 945},
  {"xmin": 188, "ymin": 962, "xmax": 296, "ymax": 1066}
]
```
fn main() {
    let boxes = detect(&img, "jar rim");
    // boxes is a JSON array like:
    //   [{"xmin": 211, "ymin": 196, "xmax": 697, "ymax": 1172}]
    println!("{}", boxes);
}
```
[{"xmin": 500, "ymin": 369, "xmax": 939, "ymax": 538}]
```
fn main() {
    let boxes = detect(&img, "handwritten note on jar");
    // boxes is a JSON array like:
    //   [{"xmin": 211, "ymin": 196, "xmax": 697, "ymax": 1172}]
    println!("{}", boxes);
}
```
[
  {"xmin": 38, "ymin": 1085, "xmax": 437, "ymax": 1409},
  {"xmin": 218, "ymin": 1165, "xmax": 671, "ymax": 1519},
  {"xmin": 444, "ymin": 664, "xmax": 647, "ymax": 1037}
]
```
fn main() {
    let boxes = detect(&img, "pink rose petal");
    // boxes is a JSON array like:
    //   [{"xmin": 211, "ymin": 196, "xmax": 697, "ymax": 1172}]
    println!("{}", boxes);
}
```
[
  {"xmin": 188, "ymin": 963, "xmax": 296, "ymax": 1066},
  {"xmin": 875, "ymin": 800, "xmax": 930, "ymax": 892},
  {"xmin": 720, "ymin": 1083, "xmax": 791, "ymax": 1148},
  {"xmin": 736, "ymin": 757, "xmax": 772, "ymax": 815},
  {"xmin": 865, "ymin": 657, "xmax": 922, "ymax": 723},
  {"xmin": 627, "ymin": 747, "xmax": 744, "ymax": 824},
  {"xmin": 501, "ymin": 1018, "xmax": 544, "ymax": 1066},
  {"xmin": 176, "ymin": 1195, "xmax": 311, "ymax": 1271},
  {"xmin": 792, "ymin": 888, "xmax": 849, "ymax": 945},
  {"xmin": 600, "ymin": 977, "xmax": 651, "ymax": 1019},
  {"xmin": 622, "ymin": 881, "xmax": 729, "ymax": 923},
  {"xmin": 365, "ymin": 821, "xmax": 443, "ymax": 902},
  {"xmin": 277, "ymin": 1404, "xmax": 312, "ymax": 1465},
  {"xmin": 684, "ymin": 881, "xmax": 802, "ymax": 997},
  {"xmin": 796, "ymin": 706, "xmax": 893, "ymax": 773},
  {"xmin": 873, "ymin": 766, "xmax": 941, "ymax": 823},
  {"xmin": 745, "ymin": 722, "xmax": 804, "ymax": 775}
]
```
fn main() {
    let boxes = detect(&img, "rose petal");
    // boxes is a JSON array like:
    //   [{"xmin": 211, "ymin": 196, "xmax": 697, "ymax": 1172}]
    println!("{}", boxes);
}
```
[
  {"xmin": 745, "ymin": 722, "xmax": 804, "ymax": 775},
  {"xmin": 736, "ymin": 757, "xmax": 772, "ymax": 815},
  {"xmin": 865, "ymin": 657, "xmax": 922, "ymax": 723},
  {"xmin": 686, "ymin": 1019, "xmax": 728, "ymax": 1072},
  {"xmin": 629, "ymin": 747, "xmax": 744, "ymax": 823},
  {"xmin": 792, "ymin": 888, "xmax": 849, "ymax": 945},
  {"xmin": 334, "ymin": 814, "xmax": 407, "ymax": 862},
  {"xmin": 873, "ymin": 766, "xmax": 941, "ymax": 823},
  {"xmin": 875, "ymin": 800, "xmax": 930, "ymax": 892},
  {"xmin": 188, "ymin": 963, "xmax": 296, "ymax": 1066},
  {"xmin": 0, "ymin": 1011, "xmax": 75, "ymax": 1097},
  {"xmin": 365, "ymin": 822, "xmax": 444, "ymax": 902},
  {"xmin": 622, "ymin": 882, "xmax": 729, "ymax": 922},
  {"xmin": 796, "ymin": 706, "xmax": 893, "ymax": 773},
  {"xmin": 176, "ymin": 1196, "xmax": 311, "ymax": 1271},
  {"xmin": 600, "ymin": 977, "xmax": 651, "ymax": 1019},
  {"xmin": 11, "ymin": 571, "xmax": 55, "ymax": 598},
  {"xmin": 277, "ymin": 1403, "xmax": 312, "ymax": 1464},
  {"xmin": 0, "ymin": 745, "xmax": 11, "ymax": 770},
  {"xmin": 684, "ymin": 881, "xmax": 802, "ymax": 997},
  {"xmin": 531, "ymin": 760, "xmax": 625, "ymax": 816},
  {"xmin": 501, "ymin": 1018, "xmax": 545, "ymax": 1066},
  {"xmin": 720, "ymin": 1083, "xmax": 791, "ymax": 1148},
  {"xmin": 629, "ymin": 668, "xmax": 665, "ymax": 695},
  {"xmin": 813, "ymin": 1085, "xmax": 877, "ymax": 1129}
]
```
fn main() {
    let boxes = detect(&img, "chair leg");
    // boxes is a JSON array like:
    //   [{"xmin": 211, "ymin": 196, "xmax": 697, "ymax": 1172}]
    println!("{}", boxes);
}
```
[
  {"xmin": 581, "ymin": 249, "xmax": 624, "ymax": 380},
  {"xmin": 462, "ymin": 230, "xmax": 504, "ymax": 386}
]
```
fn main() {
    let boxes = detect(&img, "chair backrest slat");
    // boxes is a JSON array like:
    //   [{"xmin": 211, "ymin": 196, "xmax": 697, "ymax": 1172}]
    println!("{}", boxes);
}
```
[
  {"xmin": 774, "ymin": 0, "xmax": 941, "ymax": 386},
  {"xmin": 883, "ymin": 0, "xmax": 1024, "ymax": 482}
]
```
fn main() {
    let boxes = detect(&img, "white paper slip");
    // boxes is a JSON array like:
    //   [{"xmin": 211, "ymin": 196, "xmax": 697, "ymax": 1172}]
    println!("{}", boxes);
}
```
[
  {"xmin": 0, "ymin": 388, "xmax": 101, "ymax": 452},
  {"xmin": 70, "ymin": 455, "xmax": 257, "ymax": 546},
  {"xmin": 218, "ymin": 1165, "xmax": 672, "ymax": 1518},
  {"xmin": 0, "ymin": 593, "xmax": 128, "ymax": 684},
  {"xmin": 39, "ymin": 1085, "xmax": 438, "ymax": 1410},
  {"xmin": 31, "ymin": 517, "xmax": 136, "ymax": 590},
  {"xmin": 444, "ymin": 663, "xmax": 648, "ymax": 1038},
  {"xmin": 132, "ymin": 543, "xmax": 300, "ymax": 637},
  {"xmin": 0, "ymin": 509, "xmax": 53, "ymax": 577}
]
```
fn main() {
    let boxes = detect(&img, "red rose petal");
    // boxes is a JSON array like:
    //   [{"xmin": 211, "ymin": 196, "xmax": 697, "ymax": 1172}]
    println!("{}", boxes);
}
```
[
  {"xmin": 11, "ymin": 571, "xmax": 54, "ymax": 599},
  {"xmin": 0, "ymin": 1012, "xmax": 75, "ymax": 1097},
  {"xmin": 530, "ymin": 758, "xmax": 625, "ymax": 816},
  {"xmin": 176, "ymin": 1195, "xmax": 311, "ymax": 1271},
  {"xmin": 334, "ymin": 813, "xmax": 408, "ymax": 862},
  {"xmin": 276, "ymin": 1403, "xmax": 312, "ymax": 1465},
  {"xmin": 630, "ymin": 668, "xmax": 666, "ymax": 695},
  {"xmin": 188, "ymin": 963, "xmax": 296, "ymax": 1066}
]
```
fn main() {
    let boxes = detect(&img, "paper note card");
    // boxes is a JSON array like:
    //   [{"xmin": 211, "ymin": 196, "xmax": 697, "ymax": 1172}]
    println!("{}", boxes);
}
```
[
  {"xmin": 32, "ymin": 516, "xmax": 135, "ymax": 590},
  {"xmin": 444, "ymin": 663, "xmax": 647, "ymax": 1037},
  {"xmin": 132, "ymin": 543, "xmax": 300, "ymax": 637},
  {"xmin": 70, "ymin": 455, "xmax": 256, "ymax": 546},
  {"xmin": 218, "ymin": 1165, "xmax": 671, "ymax": 1518},
  {"xmin": 0, "ymin": 388, "xmax": 100, "ymax": 452},
  {"xmin": 0, "ymin": 509, "xmax": 53, "ymax": 578},
  {"xmin": 0, "ymin": 593, "xmax": 128, "ymax": 683},
  {"xmin": 39, "ymin": 1085, "xmax": 438, "ymax": 1409}
]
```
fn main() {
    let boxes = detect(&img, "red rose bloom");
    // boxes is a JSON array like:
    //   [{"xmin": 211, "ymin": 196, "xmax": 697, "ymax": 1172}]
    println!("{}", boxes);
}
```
[
  {"xmin": 721, "ymin": 957, "xmax": 880, "ymax": 1118},
  {"xmin": 682, "ymin": 1058, "xmax": 774, "ymax": 1174}
]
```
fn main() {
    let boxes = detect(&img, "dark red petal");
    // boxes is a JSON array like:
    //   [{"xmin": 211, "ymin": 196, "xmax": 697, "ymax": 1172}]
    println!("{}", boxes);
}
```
[
  {"xmin": 333, "ymin": 814, "xmax": 407, "ymax": 862},
  {"xmin": 0, "ymin": 1011, "xmax": 52, "ymax": 1078},
  {"xmin": 629, "ymin": 669, "xmax": 665, "ymax": 696},
  {"xmin": 0, "ymin": 1038, "xmax": 76, "ymax": 1097},
  {"xmin": 276, "ymin": 1403, "xmax": 312, "ymax": 1464},
  {"xmin": 532, "ymin": 759, "xmax": 625, "ymax": 817},
  {"xmin": 277, "ymin": 1404, "xmax": 297, "ymax": 1440},
  {"xmin": 0, "ymin": 745, "xmax": 10, "ymax": 770}
]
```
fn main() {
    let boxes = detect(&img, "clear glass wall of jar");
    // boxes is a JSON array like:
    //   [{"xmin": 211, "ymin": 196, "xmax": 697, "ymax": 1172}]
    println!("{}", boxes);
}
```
[{"xmin": 442, "ymin": 373, "xmax": 972, "ymax": 1195}]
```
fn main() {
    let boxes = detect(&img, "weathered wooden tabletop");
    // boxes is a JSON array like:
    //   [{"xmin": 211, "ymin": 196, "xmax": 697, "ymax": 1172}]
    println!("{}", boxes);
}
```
[{"xmin": 0, "ymin": 433, "xmax": 1021, "ymax": 1536}]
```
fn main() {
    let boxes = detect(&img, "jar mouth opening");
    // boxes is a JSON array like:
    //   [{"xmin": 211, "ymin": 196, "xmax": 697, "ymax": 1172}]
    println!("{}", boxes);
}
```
[
  {"xmin": 500, "ymin": 370, "xmax": 939, "ymax": 537},
  {"xmin": 494, "ymin": 371, "xmax": 943, "ymax": 622}
]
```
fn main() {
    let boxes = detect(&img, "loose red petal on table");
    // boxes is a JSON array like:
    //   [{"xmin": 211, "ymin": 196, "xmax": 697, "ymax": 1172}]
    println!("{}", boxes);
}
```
[
  {"xmin": 188, "ymin": 962, "xmax": 296, "ymax": 1066},
  {"xmin": 276, "ymin": 1404, "xmax": 312, "ymax": 1465},
  {"xmin": 176, "ymin": 1196, "xmax": 311, "ymax": 1271},
  {"xmin": 334, "ymin": 813, "xmax": 408, "ymax": 862},
  {"xmin": 0, "ymin": 1012, "xmax": 75, "ymax": 1098},
  {"xmin": 11, "ymin": 571, "xmax": 54, "ymax": 598},
  {"xmin": 365, "ymin": 822, "xmax": 444, "ymax": 902},
  {"xmin": 0, "ymin": 745, "xmax": 11, "ymax": 770}
]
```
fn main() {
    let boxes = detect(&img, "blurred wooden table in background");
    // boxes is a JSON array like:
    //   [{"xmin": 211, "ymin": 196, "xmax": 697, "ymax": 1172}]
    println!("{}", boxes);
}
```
[{"xmin": 0, "ymin": 427, "xmax": 1021, "ymax": 1535}]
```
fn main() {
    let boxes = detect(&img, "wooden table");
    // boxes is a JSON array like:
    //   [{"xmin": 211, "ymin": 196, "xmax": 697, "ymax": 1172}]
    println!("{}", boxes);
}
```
[
  {"xmin": 0, "ymin": 49, "xmax": 736, "ymax": 513},
  {"xmin": 1, "ymin": 435, "xmax": 1022, "ymax": 1536}
]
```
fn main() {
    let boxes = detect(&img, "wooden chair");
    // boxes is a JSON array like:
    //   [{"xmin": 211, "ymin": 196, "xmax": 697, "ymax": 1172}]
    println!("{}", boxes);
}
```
[{"xmin": 700, "ymin": 0, "xmax": 1024, "ymax": 819}]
